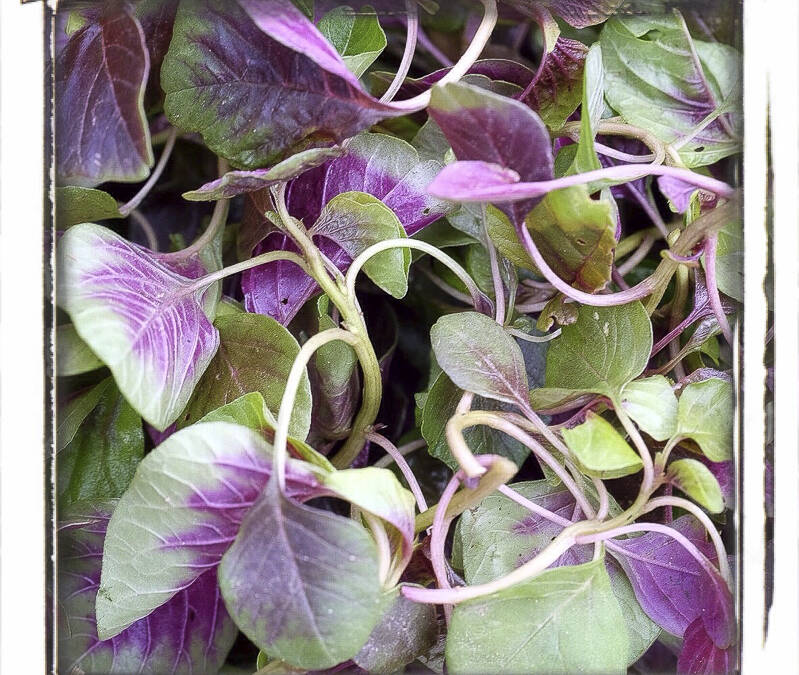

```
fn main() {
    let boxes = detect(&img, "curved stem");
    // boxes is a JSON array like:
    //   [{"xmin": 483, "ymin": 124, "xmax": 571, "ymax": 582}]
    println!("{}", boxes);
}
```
[
  {"xmin": 435, "ymin": 163, "xmax": 735, "ymax": 203},
  {"xmin": 703, "ymin": 234, "xmax": 733, "ymax": 344},
  {"xmin": 380, "ymin": 0, "xmax": 419, "ymax": 103},
  {"xmin": 429, "ymin": 471, "xmax": 462, "ymax": 623},
  {"xmin": 642, "ymin": 495, "xmax": 731, "ymax": 586},
  {"xmin": 626, "ymin": 181, "xmax": 669, "ymax": 238},
  {"xmin": 374, "ymin": 438, "xmax": 426, "ymax": 469},
  {"xmin": 416, "ymin": 23, "xmax": 453, "ymax": 66},
  {"xmin": 119, "ymin": 127, "xmax": 178, "ymax": 217},
  {"xmin": 128, "ymin": 209, "xmax": 158, "ymax": 251},
  {"xmin": 613, "ymin": 399, "xmax": 655, "ymax": 495},
  {"xmin": 366, "ymin": 432, "xmax": 428, "ymax": 512},
  {"xmin": 506, "ymin": 327, "xmax": 561, "ymax": 343},
  {"xmin": 594, "ymin": 142, "xmax": 655, "ymax": 163},
  {"xmin": 273, "ymin": 329, "xmax": 360, "ymax": 491},
  {"xmin": 498, "ymin": 484, "xmax": 572, "ymax": 527},
  {"xmin": 420, "ymin": 265, "xmax": 475, "ymax": 305},
  {"xmin": 617, "ymin": 233, "xmax": 656, "ymax": 276},
  {"xmin": 363, "ymin": 511, "xmax": 392, "ymax": 587},
  {"xmin": 346, "ymin": 238, "xmax": 489, "ymax": 312},
  {"xmin": 557, "ymin": 119, "xmax": 667, "ymax": 166},
  {"xmin": 184, "ymin": 249, "xmax": 309, "ymax": 295},
  {"xmin": 389, "ymin": 0, "xmax": 497, "ymax": 112},
  {"xmin": 483, "ymin": 204, "xmax": 506, "ymax": 325}
]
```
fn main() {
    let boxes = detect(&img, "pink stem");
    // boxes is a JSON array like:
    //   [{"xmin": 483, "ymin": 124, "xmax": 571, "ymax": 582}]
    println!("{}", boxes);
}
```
[
  {"xmin": 429, "ymin": 472, "xmax": 461, "ymax": 623},
  {"xmin": 703, "ymin": 234, "xmax": 734, "ymax": 344},
  {"xmin": 612, "ymin": 267, "xmax": 630, "ymax": 290},
  {"xmin": 498, "ymin": 484, "xmax": 572, "ymax": 527},
  {"xmin": 366, "ymin": 432, "xmax": 428, "ymax": 512},
  {"xmin": 651, "ymin": 314, "xmax": 694, "ymax": 357}
]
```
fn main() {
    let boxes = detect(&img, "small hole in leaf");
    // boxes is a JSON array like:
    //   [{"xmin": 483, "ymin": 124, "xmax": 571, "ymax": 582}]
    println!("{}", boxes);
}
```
[
  {"xmin": 422, "ymin": 207, "xmax": 431, "ymax": 215},
  {"xmin": 694, "ymin": 146, "xmax": 705, "ymax": 152},
  {"xmin": 188, "ymin": 608, "xmax": 196, "ymax": 623},
  {"xmin": 281, "ymin": 298, "xmax": 288, "ymax": 305},
  {"xmin": 575, "ymin": 238, "xmax": 587, "ymax": 246}
]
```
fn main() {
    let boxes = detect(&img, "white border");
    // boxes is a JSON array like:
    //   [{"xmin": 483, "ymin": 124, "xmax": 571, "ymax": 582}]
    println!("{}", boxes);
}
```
[{"xmin": 0, "ymin": 1, "xmax": 47, "ymax": 672}]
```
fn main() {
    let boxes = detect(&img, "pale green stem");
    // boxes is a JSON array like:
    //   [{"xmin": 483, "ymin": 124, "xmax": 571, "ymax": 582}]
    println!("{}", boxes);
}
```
[
  {"xmin": 345, "ymin": 238, "xmax": 487, "ymax": 311},
  {"xmin": 380, "ymin": 0, "xmax": 418, "ymax": 103},
  {"xmin": 373, "ymin": 438, "xmax": 426, "ymax": 469},
  {"xmin": 183, "ymin": 249, "xmax": 309, "ymax": 295},
  {"xmin": 613, "ymin": 399, "xmax": 656, "ymax": 495},
  {"xmin": 506, "ymin": 327, "xmax": 561, "ymax": 343},
  {"xmin": 119, "ymin": 128, "xmax": 178, "ymax": 217},
  {"xmin": 483, "ymin": 203, "xmax": 506, "ymax": 325},
  {"xmin": 642, "ymin": 495, "xmax": 732, "ymax": 587},
  {"xmin": 363, "ymin": 511, "xmax": 392, "ymax": 587},
  {"xmin": 273, "ymin": 329, "xmax": 359, "ymax": 491}
]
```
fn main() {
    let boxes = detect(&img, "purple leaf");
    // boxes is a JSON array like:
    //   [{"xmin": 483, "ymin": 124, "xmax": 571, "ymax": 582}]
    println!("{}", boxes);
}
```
[
  {"xmin": 611, "ymin": 515, "xmax": 735, "ymax": 646},
  {"xmin": 95, "ymin": 421, "xmax": 325, "ymax": 638},
  {"xmin": 161, "ymin": 0, "xmax": 399, "ymax": 169},
  {"xmin": 697, "ymin": 457, "xmax": 735, "ymax": 508},
  {"xmin": 56, "ymin": 4, "xmax": 153, "ymax": 186},
  {"xmin": 58, "ymin": 501, "xmax": 237, "ymax": 674},
  {"xmin": 677, "ymin": 618, "xmax": 737, "ymax": 674},
  {"xmin": 428, "ymin": 81, "xmax": 554, "ymax": 227},
  {"xmin": 218, "ymin": 484, "xmax": 383, "ymax": 669},
  {"xmin": 285, "ymin": 132, "xmax": 452, "ymax": 236},
  {"xmin": 659, "ymin": 175, "xmax": 720, "ymax": 214},
  {"xmin": 135, "ymin": 0, "xmax": 179, "ymax": 105},
  {"xmin": 505, "ymin": 0, "xmax": 624, "ymax": 29},
  {"xmin": 428, "ymin": 160, "xmax": 521, "ymax": 199},
  {"xmin": 57, "ymin": 224, "xmax": 220, "ymax": 431}
]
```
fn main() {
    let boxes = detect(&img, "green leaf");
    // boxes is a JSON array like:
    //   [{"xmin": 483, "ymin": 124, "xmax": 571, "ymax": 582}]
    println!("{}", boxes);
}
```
[
  {"xmin": 536, "ymin": 294, "xmax": 579, "ymax": 331},
  {"xmin": 57, "ymin": 378, "xmax": 114, "ymax": 452},
  {"xmin": 56, "ymin": 324, "xmax": 104, "ymax": 377},
  {"xmin": 180, "ymin": 313, "xmax": 312, "ymax": 439},
  {"xmin": 562, "ymin": 411, "xmax": 643, "ymax": 478},
  {"xmin": 545, "ymin": 302, "xmax": 653, "ymax": 399},
  {"xmin": 709, "ymin": 214, "xmax": 743, "ymax": 301},
  {"xmin": 354, "ymin": 588, "xmax": 438, "ymax": 674},
  {"xmin": 528, "ymin": 387, "xmax": 589, "ymax": 411},
  {"xmin": 55, "ymin": 186, "xmax": 122, "ymax": 228},
  {"xmin": 446, "ymin": 558, "xmax": 629, "ymax": 674},
  {"xmin": 570, "ymin": 43, "xmax": 603, "ymax": 177},
  {"xmin": 667, "ymin": 458, "xmax": 724, "ymax": 513},
  {"xmin": 318, "ymin": 5, "xmax": 386, "ymax": 78},
  {"xmin": 525, "ymin": 185, "xmax": 617, "ymax": 293},
  {"xmin": 485, "ymin": 204, "xmax": 535, "ymax": 269},
  {"xmin": 219, "ymin": 485, "xmax": 382, "ymax": 670},
  {"xmin": 310, "ymin": 191, "xmax": 410, "ymax": 298},
  {"xmin": 600, "ymin": 15, "xmax": 741, "ymax": 168},
  {"xmin": 430, "ymin": 311, "xmax": 529, "ymax": 407},
  {"xmin": 58, "ymin": 378, "xmax": 144, "ymax": 503},
  {"xmin": 621, "ymin": 375, "xmax": 678, "ymax": 441},
  {"xmin": 421, "ymin": 371, "xmax": 528, "ymax": 470},
  {"xmin": 675, "ymin": 377, "xmax": 734, "ymax": 461}
]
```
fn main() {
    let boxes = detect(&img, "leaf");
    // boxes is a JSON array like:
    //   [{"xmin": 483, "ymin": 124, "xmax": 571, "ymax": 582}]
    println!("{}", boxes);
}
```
[
  {"xmin": 545, "ymin": 302, "xmax": 653, "ymax": 400},
  {"xmin": 354, "ymin": 588, "xmax": 438, "ymax": 674},
  {"xmin": 675, "ymin": 378, "xmax": 734, "ymax": 462},
  {"xmin": 446, "ymin": 558, "xmax": 629, "ymax": 674},
  {"xmin": 322, "ymin": 467, "xmax": 417, "ymax": 569},
  {"xmin": 55, "ymin": 187, "xmax": 123, "ymax": 228},
  {"xmin": 56, "ymin": 4, "xmax": 153, "ymax": 185},
  {"xmin": 310, "ymin": 191, "xmax": 410, "ymax": 298},
  {"xmin": 135, "ymin": 0, "xmax": 180, "ymax": 105},
  {"xmin": 562, "ymin": 411, "xmax": 643, "ymax": 479},
  {"xmin": 57, "ymin": 224, "xmax": 220, "ymax": 430},
  {"xmin": 709, "ymin": 215, "xmax": 743, "ymax": 302},
  {"xmin": 180, "ymin": 313, "xmax": 312, "ymax": 440},
  {"xmin": 524, "ymin": 184, "xmax": 617, "ymax": 292},
  {"xmin": 667, "ymin": 458, "xmax": 724, "ymax": 514},
  {"xmin": 218, "ymin": 484, "xmax": 382, "ymax": 669},
  {"xmin": 569, "ymin": 43, "xmax": 603, "ymax": 177},
  {"xmin": 318, "ymin": 5, "xmax": 386, "ymax": 78},
  {"xmin": 59, "ymin": 378, "xmax": 144, "ymax": 504},
  {"xmin": 58, "ymin": 501, "xmax": 238, "ymax": 675},
  {"xmin": 183, "ymin": 148, "xmax": 344, "ymax": 200},
  {"xmin": 421, "ymin": 371, "xmax": 529, "ymax": 470},
  {"xmin": 610, "ymin": 515, "xmax": 734, "ymax": 646},
  {"xmin": 96, "ymin": 422, "xmax": 325, "ymax": 639},
  {"xmin": 428, "ymin": 81, "xmax": 554, "ymax": 227},
  {"xmin": 57, "ymin": 324, "xmax": 105, "ymax": 376},
  {"xmin": 431, "ymin": 311, "xmax": 528, "ymax": 407},
  {"xmin": 677, "ymin": 617, "xmax": 736, "ymax": 674},
  {"xmin": 621, "ymin": 375, "xmax": 678, "ymax": 441},
  {"xmin": 600, "ymin": 15, "xmax": 741, "ymax": 168},
  {"xmin": 286, "ymin": 132, "xmax": 452, "ymax": 236},
  {"xmin": 509, "ymin": 0, "xmax": 625, "ymax": 29},
  {"xmin": 161, "ymin": 0, "xmax": 398, "ymax": 169},
  {"xmin": 520, "ymin": 37, "xmax": 588, "ymax": 130},
  {"xmin": 456, "ymin": 479, "xmax": 658, "ymax": 664}
]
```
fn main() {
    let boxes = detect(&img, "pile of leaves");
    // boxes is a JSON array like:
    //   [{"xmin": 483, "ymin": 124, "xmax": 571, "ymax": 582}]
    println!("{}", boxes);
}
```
[{"xmin": 55, "ymin": 1, "xmax": 743, "ymax": 673}]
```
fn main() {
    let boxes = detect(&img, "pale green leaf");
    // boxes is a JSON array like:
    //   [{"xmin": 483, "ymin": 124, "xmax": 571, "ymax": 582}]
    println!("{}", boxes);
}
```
[
  {"xmin": 667, "ymin": 458, "xmax": 724, "ymax": 513},
  {"xmin": 562, "ymin": 412, "xmax": 643, "ymax": 479},
  {"xmin": 621, "ymin": 375, "xmax": 678, "ymax": 441}
]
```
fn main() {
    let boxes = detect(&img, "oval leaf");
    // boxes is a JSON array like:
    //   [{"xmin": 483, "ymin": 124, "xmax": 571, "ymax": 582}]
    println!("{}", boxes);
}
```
[
  {"xmin": 621, "ymin": 375, "xmax": 679, "ymax": 441},
  {"xmin": 57, "ymin": 224, "xmax": 220, "ymax": 431},
  {"xmin": 675, "ymin": 378, "xmax": 734, "ymax": 462},
  {"xmin": 562, "ymin": 411, "xmax": 643, "ymax": 479},
  {"xmin": 431, "ymin": 311, "xmax": 529, "ymax": 407},
  {"xmin": 667, "ymin": 458, "xmax": 725, "ymax": 514},
  {"xmin": 218, "ymin": 484, "xmax": 383, "ymax": 670}
]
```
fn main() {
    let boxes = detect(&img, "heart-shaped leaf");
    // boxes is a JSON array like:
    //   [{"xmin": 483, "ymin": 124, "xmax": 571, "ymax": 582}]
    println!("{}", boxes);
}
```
[
  {"xmin": 161, "ymin": 0, "xmax": 399, "ymax": 169},
  {"xmin": 96, "ymin": 422, "xmax": 325, "ymax": 639},
  {"xmin": 621, "ymin": 375, "xmax": 679, "ymax": 441},
  {"xmin": 56, "ymin": 4, "xmax": 153, "ymax": 186},
  {"xmin": 179, "ymin": 312, "xmax": 312, "ymax": 440},
  {"xmin": 545, "ymin": 302, "xmax": 653, "ymax": 400},
  {"xmin": 562, "ymin": 411, "xmax": 643, "ymax": 479},
  {"xmin": 318, "ymin": 4, "xmax": 386, "ymax": 78},
  {"xmin": 675, "ymin": 378, "xmax": 734, "ymax": 462},
  {"xmin": 666, "ymin": 458, "xmax": 724, "ymax": 514},
  {"xmin": 58, "ymin": 501, "xmax": 237, "ymax": 674},
  {"xmin": 446, "ymin": 558, "xmax": 629, "ymax": 674},
  {"xmin": 430, "ymin": 311, "xmax": 529, "ymax": 407},
  {"xmin": 218, "ymin": 484, "xmax": 383, "ymax": 669},
  {"xmin": 57, "ymin": 224, "xmax": 220, "ymax": 431},
  {"xmin": 56, "ymin": 187, "xmax": 123, "ymax": 228}
]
